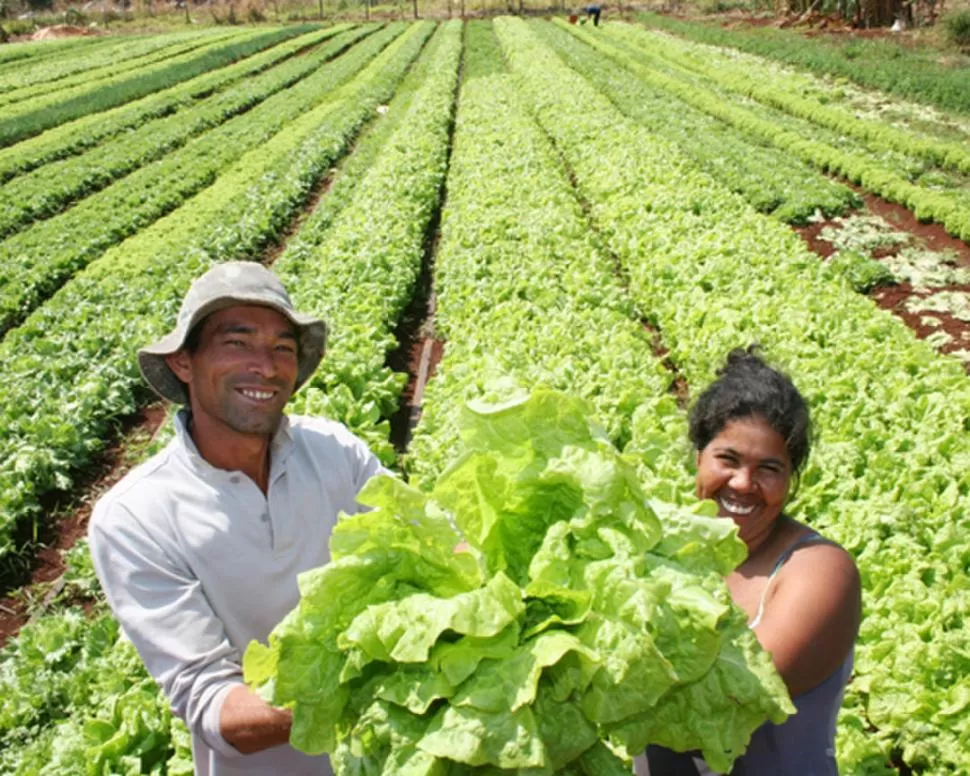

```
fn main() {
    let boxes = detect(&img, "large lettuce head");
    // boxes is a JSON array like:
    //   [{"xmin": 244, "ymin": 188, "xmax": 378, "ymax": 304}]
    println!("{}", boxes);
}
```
[{"xmin": 245, "ymin": 388, "xmax": 794, "ymax": 774}]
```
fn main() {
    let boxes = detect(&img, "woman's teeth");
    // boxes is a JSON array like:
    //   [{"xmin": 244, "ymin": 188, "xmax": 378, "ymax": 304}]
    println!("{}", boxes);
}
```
[{"xmin": 719, "ymin": 498, "xmax": 756, "ymax": 516}]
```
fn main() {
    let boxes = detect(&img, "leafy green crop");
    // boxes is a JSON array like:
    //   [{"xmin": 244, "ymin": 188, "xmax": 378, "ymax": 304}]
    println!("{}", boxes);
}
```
[{"xmin": 246, "ymin": 389, "xmax": 793, "ymax": 774}]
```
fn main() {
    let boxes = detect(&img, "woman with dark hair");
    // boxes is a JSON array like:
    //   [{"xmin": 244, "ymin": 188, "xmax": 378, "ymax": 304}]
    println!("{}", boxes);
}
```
[{"xmin": 639, "ymin": 347, "xmax": 861, "ymax": 776}]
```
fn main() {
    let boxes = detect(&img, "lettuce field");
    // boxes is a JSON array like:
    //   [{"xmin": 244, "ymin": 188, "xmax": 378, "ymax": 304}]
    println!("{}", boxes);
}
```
[{"xmin": 0, "ymin": 16, "xmax": 968, "ymax": 775}]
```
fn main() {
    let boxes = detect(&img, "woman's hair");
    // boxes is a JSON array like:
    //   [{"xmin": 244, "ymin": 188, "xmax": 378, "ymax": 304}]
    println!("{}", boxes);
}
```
[{"xmin": 688, "ymin": 346, "xmax": 812, "ymax": 475}]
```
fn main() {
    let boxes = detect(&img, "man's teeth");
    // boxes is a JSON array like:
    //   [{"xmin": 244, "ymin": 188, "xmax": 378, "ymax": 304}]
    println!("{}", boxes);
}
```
[
  {"xmin": 719, "ymin": 499, "xmax": 755, "ymax": 516},
  {"xmin": 241, "ymin": 389, "xmax": 274, "ymax": 401}
]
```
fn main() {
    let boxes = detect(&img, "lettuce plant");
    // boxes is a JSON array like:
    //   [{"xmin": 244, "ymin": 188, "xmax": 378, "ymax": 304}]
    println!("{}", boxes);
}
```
[{"xmin": 245, "ymin": 389, "xmax": 793, "ymax": 774}]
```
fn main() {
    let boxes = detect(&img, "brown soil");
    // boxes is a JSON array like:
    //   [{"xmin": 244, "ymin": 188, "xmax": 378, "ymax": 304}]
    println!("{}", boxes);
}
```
[
  {"xmin": 717, "ymin": 12, "xmax": 905, "ymax": 39},
  {"xmin": 388, "ymin": 206, "xmax": 446, "ymax": 453},
  {"xmin": 259, "ymin": 175, "xmax": 336, "ymax": 267},
  {"xmin": 871, "ymin": 281, "xmax": 970, "ymax": 360},
  {"xmin": 0, "ymin": 402, "xmax": 168, "ymax": 648},
  {"xmin": 793, "ymin": 188, "xmax": 970, "ymax": 374},
  {"xmin": 30, "ymin": 24, "xmax": 102, "ymax": 40},
  {"xmin": 642, "ymin": 319, "xmax": 690, "ymax": 408},
  {"xmin": 861, "ymin": 191, "xmax": 970, "ymax": 267}
]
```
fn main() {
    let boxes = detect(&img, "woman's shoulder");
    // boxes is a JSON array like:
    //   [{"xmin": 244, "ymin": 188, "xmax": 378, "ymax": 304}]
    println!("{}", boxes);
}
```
[{"xmin": 780, "ymin": 522, "xmax": 859, "ymax": 579}]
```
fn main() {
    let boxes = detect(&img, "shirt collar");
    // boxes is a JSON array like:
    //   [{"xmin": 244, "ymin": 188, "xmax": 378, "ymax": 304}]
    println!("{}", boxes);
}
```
[{"xmin": 172, "ymin": 409, "xmax": 295, "ymax": 480}]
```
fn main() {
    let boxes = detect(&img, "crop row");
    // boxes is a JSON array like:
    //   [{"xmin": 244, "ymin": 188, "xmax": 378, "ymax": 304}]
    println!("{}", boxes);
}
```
[
  {"xmin": 0, "ymin": 26, "xmax": 457, "ymax": 773},
  {"xmin": 0, "ymin": 28, "xmax": 223, "ymax": 91},
  {"xmin": 561, "ymin": 22, "xmax": 970, "ymax": 243},
  {"xmin": 0, "ymin": 34, "xmax": 111, "ymax": 68},
  {"xmin": 0, "ymin": 21, "xmax": 433, "ymax": 575},
  {"xmin": 637, "ymin": 12, "xmax": 970, "ymax": 118},
  {"xmin": 0, "ymin": 26, "xmax": 366, "ymax": 241},
  {"xmin": 608, "ymin": 23, "xmax": 970, "ymax": 178},
  {"xmin": 0, "ymin": 26, "xmax": 310, "ymax": 148},
  {"xmin": 0, "ymin": 28, "xmax": 245, "ymax": 107},
  {"xmin": 409, "ymin": 21, "xmax": 678, "ymax": 491},
  {"xmin": 0, "ymin": 25, "xmax": 350, "ymax": 184},
  {"xmin": 0, "ymin": 24, "xmax": 392, "ymax": 335},
  {"xmin": 531, "ymin": 20, "xmax": 857, "ymax": 225},
  {"xmin": 498, "ymin": 17, "xmax": 969, "ymax": 774},
  {"xmin": 283, "ymin": 19, "xmax": 462, "ymax": 464}
]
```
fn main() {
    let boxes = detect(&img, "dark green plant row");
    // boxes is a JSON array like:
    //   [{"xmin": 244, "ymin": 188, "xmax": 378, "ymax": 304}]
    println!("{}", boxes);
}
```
[
  {"xmin": 0, "ymin": 21, "xmax": 433, "ymax": 576},
  {"xmin": 531, "ymin": 20, "xmax": 857, "ymax": 225},
  {"xmin": 0, "ymin": 25, "xmax": 364, "ymax": 242},
  {"xmin": 0, "ymin": 25, "xmax": 354, "ymax": 184},
  {"xmin": 0, "ymin": 29, "xmax": 205, "ymax": 84},
  {"xmin": 284, "ymin": 19, "xmax": 463, "ymax": 465},
  {"xmin": 0, "ymin": 24, "xmax": 392, "ymax": 336},
  {"xmin": 0, "ymin": 26, "xmax": 314, "ymax": 148},
  {"xmin": 0, "ymin": 34, "xmax": 113, "ymax": 69},
  {"xmin": 609, "ymin": 23, "xmax": 970, "ymax": 178},
  {"xmin": 560, "ymin": 22, "xmax": 970, "ymax": 243},
  {"xmin": 0, "ymin": 26, "xmax": 457, "ymax": 773},
  {"xmin": 637, "ymin": 12, "xmax": 970, "ymax": 117},
  {"xmin": 499, "ymin": 17, "xmax": 970, "ymax": 774},
  {"xmin": 408, "ymin": 20, "xmax": 680, "ymax": 490},
  {"xmin": 0, "ymin": 27, "xmax": 244, "ymax": 106}
]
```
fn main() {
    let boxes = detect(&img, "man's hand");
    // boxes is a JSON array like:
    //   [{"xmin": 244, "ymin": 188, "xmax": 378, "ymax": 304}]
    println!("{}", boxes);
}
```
[{"xmin": 220, "ymin": 685, "xmax": 293, "ymax": 755}]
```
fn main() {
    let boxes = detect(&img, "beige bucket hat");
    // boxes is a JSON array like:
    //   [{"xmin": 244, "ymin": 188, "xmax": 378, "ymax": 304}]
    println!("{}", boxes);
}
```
[{"xmin": 138, "ymin": 262, "xmax": 327, "ymax": 405}]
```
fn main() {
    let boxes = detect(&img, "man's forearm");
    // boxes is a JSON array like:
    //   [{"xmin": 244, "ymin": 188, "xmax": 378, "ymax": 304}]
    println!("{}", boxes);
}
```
[{"xmin": 219, "ymin": 684, "xmax": 293, "ymax": 755}]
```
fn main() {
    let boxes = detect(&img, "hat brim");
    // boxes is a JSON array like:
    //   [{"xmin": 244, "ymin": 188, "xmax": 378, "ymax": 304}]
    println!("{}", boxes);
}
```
[{"xmin": 138, "ymin": 296, "xmax": 327, "ymax": 405}]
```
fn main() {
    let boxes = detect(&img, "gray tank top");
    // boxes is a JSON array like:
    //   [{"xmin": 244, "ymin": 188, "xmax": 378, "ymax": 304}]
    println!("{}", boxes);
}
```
[{"xmin": 635, "ymin": 533, "xmax": 853, "ymax": 776}]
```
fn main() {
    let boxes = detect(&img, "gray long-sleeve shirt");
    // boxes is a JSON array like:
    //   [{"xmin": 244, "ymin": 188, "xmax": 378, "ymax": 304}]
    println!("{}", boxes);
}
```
[{"xmin": 88, "ymin": 411, "xmax": 383, "ymax": 776}]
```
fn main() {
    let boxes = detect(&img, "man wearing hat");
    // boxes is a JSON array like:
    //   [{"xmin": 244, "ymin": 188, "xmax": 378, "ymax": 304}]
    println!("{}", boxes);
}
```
[{"xmin": 88, "ymin": 262, "xmax": 384, "ymax": 775}]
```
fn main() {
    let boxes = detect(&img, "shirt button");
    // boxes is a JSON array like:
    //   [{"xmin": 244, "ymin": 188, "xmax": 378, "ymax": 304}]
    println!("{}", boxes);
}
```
[
  {"xmin": 260, "ymin": 513, "xmax": 269, "ymax": 522},
  {"xmin": 229, "ymin": 475, "xmax": 240, "ymax": 484}
]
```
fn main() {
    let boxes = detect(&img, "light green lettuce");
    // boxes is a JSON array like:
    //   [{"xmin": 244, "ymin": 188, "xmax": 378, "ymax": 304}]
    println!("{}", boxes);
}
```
[{"xmin": 245, "ymin": 388, "xmax": 793, "ymax": 773}]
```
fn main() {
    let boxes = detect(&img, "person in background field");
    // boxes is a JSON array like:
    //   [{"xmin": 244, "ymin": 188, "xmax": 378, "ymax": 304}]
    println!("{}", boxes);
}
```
[
  {"xmin": 583, "ymin": 3, "xmax": 603, "ymax": 25},
  {"xmin": 88, "ymin": 262, "xmax": 385, "ymax": 776},
  {"xmin": 637, "ymin": 347, "xmax": 861, "ymax": 776}
]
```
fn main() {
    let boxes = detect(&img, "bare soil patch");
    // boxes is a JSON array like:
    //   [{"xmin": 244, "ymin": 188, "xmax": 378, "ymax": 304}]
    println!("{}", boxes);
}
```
[
  {"xmin": 793, "ymin": 188, "xmax": 970, "ymax": 374},
  {"xmin": 30, "ymin": 24, "xmax": 102, "ymax": 40}
]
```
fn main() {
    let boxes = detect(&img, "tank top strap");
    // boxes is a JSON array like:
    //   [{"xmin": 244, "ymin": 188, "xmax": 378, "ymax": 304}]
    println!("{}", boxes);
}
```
[{"xmin": 748, "ymin": 532, "xmax": 831, "ymax": 629}]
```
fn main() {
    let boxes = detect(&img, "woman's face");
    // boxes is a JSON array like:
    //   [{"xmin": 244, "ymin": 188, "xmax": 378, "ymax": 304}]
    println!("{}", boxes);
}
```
[{"xmin": 695, "ymin": 415, "xmax": 793, "ymax": 546}]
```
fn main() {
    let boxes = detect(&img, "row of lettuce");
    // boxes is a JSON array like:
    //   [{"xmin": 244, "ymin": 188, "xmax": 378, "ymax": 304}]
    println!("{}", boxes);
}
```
[
  {"xmin": 0, "ymin": 25, "xmax": 357, "ymax": 240},
  {"xmin": 637, "ymin": 11, "xmax": 970, "ymax": 117},
  {"xmin": 0, "ymin": 28, "xmax": 244, "ymax": 109},
  {"xmin": 0, "ymin": 24, "xmax": 388, "ymax": 335},
  {"xmin": 566, "ymin": 22, "xmax": 970, "ymax": 243},
  {"xmin": 0, "ymin": 22, "xmax": 464, "ymax": 774},
  {"xmin": 0, "ymin": 21, "xmax": 432, "ymax": 571},
  {"xmin": 0, "ymin": 17, "xmax": 966, "ymax": 775},
  {"xmin": 492, "ymin": 17, "xmax": 967, "ymax": 774}
]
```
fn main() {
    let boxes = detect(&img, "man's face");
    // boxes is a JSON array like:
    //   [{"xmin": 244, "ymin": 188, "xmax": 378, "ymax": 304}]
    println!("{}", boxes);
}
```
[{"xmin": 166, "ymin": 305, "xmax": 300, "ymax": 437}]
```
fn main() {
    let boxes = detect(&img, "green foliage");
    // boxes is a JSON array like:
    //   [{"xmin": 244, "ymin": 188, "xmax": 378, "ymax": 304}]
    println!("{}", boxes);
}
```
[
  {"xmin": 0, "ymin": 25, "xmax": 352, "ymax": 183},
  {"xmin": 278, "ymin": 21, "xmax": 462, "ymax": 464},
  {"xmin": 607, "ymin": 23, "xmax": 970, "ymax": 177},
  {"xmin": 943, "ymin": 9, "xmax": 970, "ymax": 49},
  {"xmin": 638, "ymin": 11, "xmax": 970, "ymax": 116},
  {"xmin": 0, "ymin": 26, "xmax": 361, "ymax": 241},
  {"xmin": 823, "ymin": 250, "xmax": 896, "ymax": 293},
  {"xmin": 246, "ymin": 389, "xmax": 792, "ymax": 774},
  {"xmin": 0, "ymin": 26, "xmax": 317, "ymax": 147},
  {"xmin": 0, "ymin": 24, "xmax": 390, "ymax": 334},
  {"xmin": 0, "ymin": 21, "xmax": 431, "ymax": 572},
  {"xmin": 562, "ymin": 21, "xmax": 970, "ymax": 243},
  {"xmin": 0, "ymin": 28, "xmax": 240, "ymax": 108},
  {"xmin": 534, "ymin": 20, "xmax": 857, "ymax": 224},
  {"xmin": 496, "ymin": 17, "xmax": 970, "ymax": 773}
]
